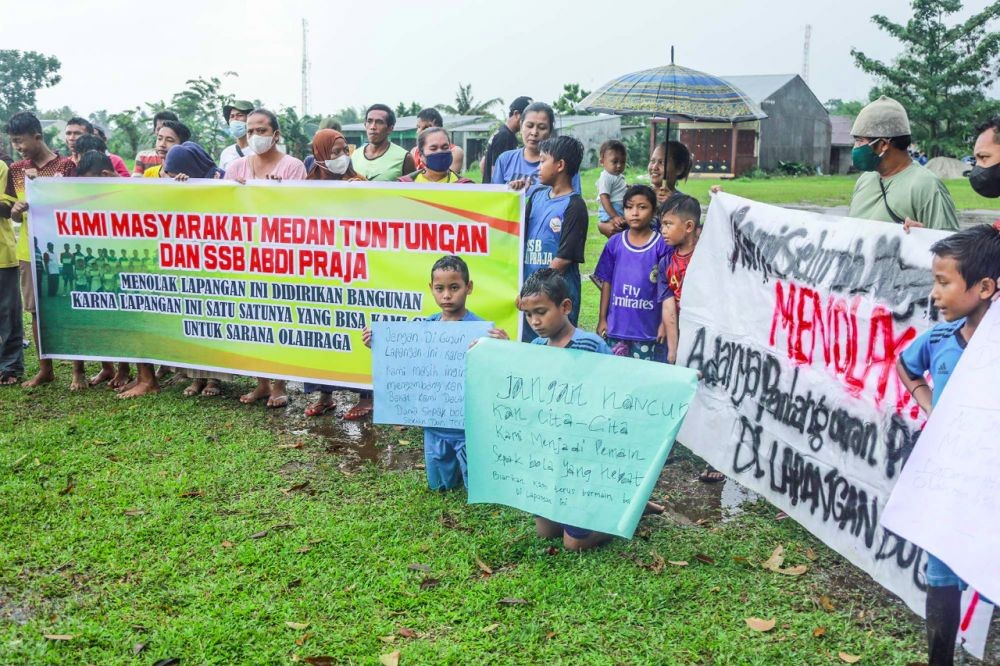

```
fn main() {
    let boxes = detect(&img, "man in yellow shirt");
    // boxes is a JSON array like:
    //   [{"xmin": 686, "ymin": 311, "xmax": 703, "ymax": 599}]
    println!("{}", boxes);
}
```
[{"xmin": 0, "ymin": 157, "xmax": 24, "ymax": 384}]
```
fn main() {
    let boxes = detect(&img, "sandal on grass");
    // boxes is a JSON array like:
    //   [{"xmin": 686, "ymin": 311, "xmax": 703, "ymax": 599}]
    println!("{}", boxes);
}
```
[
  {"xmin": 304, "ymin": 400, "xmax": 336, "ymax": 417},
  {"xmin": 699, "ymin": 467, "xmax": 726, "ymax": 484},
  {"xmin": 342, "ymin": 402, "xmax": 373, "ymax": 421}
]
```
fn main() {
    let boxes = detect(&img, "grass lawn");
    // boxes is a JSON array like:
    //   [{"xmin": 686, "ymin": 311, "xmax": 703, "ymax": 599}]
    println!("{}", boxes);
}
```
[
  {"xmin": 4, "ymin": 173, "xmax": 978, "ymax": 664},
  {"xmin": 0, "ymin": 351, "xmax": 928, "ymax": 664}
]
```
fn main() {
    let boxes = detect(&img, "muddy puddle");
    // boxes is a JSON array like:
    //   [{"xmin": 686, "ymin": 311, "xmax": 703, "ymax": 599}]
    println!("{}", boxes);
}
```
[
  {"xmin": 650, "ymin": 444, "xmax": 761, "ymax": 526},
  {"xmin": 269, "ymin": 385, "xmax": 423, "ymax": 472}
]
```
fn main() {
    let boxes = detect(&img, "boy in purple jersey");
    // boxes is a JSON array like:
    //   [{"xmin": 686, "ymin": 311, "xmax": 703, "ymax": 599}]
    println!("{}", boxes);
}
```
[{"xmin": 595, "ymin": 185, "xmax": 670, "ymax": 361}]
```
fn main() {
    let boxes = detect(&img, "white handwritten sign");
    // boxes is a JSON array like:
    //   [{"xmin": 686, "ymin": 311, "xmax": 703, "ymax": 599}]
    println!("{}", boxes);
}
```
[
  {"xmin": 678, "ymin": 193, "xmax": 952, "ymax": 615},
  {"xmin": 883, "ymin": 303, "xmax": 1000, "ymax": 606}
]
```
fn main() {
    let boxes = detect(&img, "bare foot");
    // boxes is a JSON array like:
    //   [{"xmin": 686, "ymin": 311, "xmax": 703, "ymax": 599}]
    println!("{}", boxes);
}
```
[
  {"xmin": 118, "ymin": 380, "xmax": 160, "ymax": 399},
  {"xmin": 109, "ymin": 371, "xmax": 131, "ymax": 390},
  {"xmin": 183, "ymin": 379, "xmax": 207, "ymax": 397},
  {"xmin": 89, "ymin": 367, "xmax": 115, "ymax": 386},
  {"xmin": 22, "ymin": 370, "xmax": 55, "ymax": 388},
  {"xmin": 201, "ymin": 379, "xmax": 221, "ymax": 396},
  {"xmin": 643, "ymin": 500, "xmax": 665, "ymax": 515},
  {"xmin": 70, "ymin": 372, "xmax": 88, "ymax": 391},
  {"xmin": 267, "ymin": 390, "xmax": 288, "ymax": 409},
  {"xmin": 240, "ymin": 383, "xmax": 270, "ymax": 404},
  {"xmin": 117, "ymin": 378, "xmax": 138, "ymax": 393}
]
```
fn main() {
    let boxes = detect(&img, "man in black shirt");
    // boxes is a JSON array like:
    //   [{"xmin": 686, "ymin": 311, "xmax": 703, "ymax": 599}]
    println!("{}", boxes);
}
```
[{"xmin": 481, "ymin": 95, "xmax": 532, "ymax": 183}]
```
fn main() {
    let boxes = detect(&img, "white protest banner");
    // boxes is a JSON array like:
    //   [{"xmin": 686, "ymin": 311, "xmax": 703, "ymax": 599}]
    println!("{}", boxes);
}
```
[
  {"xmin": 677, "ymin": 193, "xmax": 951, "ymax": 614},
  {"xmin": 958, "ymin": 589, "xmax": 994, "ymax": 660},
  {"xmin": 882, "ymin": 303, "xmax": 1000, "ymax": 606}
]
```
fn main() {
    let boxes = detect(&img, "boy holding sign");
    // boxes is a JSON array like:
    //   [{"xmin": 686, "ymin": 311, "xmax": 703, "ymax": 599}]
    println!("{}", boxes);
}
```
[
  {"xmin": 366, "ymin": 255, "xmax": 483, "ymax": 491},
  {"xmin": 489, "ymin": 268, "xmax": 616, "ymax": 550},
  {"xmin": 895, "ymin": 224, "xmax": 1000, "ymax": 666}
]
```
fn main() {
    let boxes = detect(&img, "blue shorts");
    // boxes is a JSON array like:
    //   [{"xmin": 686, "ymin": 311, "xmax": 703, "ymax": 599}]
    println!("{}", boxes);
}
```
[
  {"xmin": 562, "ymin": 523, "xmax": 592, "ymax": 539},
  {"xmin": 423, "ymin": 427, "xmax": 467, "ymax": 491},
  {"xmin": 597, "ymin": 201, "xmax": 624, "ymax": 222},
  {"xmin": 926, "ymin": 552, "xmax": 965, "ymax": 588}
]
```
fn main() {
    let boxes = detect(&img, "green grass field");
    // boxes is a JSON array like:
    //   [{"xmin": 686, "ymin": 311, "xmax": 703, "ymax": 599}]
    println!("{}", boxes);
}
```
[{"xmin": 3, "ymin": 173, "xmax": 981, "ymax": 664}]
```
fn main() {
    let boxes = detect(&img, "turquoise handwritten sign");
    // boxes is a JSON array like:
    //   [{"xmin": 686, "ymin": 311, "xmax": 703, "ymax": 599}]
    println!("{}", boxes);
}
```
[
  {"xmin": 372, "ymin": 320, "xmax": 493, "ymax": 429},
  {"xmin": 465, "ymin": 338, "xmax": 699, "ymax": 538}
]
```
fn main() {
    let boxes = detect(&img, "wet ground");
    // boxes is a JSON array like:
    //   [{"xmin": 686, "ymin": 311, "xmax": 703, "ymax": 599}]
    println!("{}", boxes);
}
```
[{"xmin": 266, "ymin": 386, "xmax": 999, "ymax": 664}]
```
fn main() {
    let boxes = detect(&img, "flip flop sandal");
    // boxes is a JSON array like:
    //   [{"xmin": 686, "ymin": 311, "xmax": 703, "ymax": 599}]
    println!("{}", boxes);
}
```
[
  {"xmin": 698, "ymin": 468, "xmax": 726, "ymax": 484},
  {"xmin": 343, "ymin": 403, "xmax": 373, "ymax": 421},
  {"xmin": 305, "ymin": 401, "xmax": 336, "ymax": 417}
]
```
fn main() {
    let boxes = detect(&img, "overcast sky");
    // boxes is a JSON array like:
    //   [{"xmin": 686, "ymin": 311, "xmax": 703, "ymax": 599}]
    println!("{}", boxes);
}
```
[{"xmin": 2, "ymin": 0, "xmax": 995, "ymax": 119}]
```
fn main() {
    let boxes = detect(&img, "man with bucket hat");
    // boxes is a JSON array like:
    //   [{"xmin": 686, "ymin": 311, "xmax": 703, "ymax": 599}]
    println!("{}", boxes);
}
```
[
  {"xmin": 219, "ymin": 99, "xmax": 256, "ymax": 171},
  {"xmin": 847, "ymin": 95, "xmax": 959, "ymax": 231}
]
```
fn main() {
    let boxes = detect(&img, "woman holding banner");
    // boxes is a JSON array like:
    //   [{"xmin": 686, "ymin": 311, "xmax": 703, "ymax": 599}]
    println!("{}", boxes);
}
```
[
  {"xmin": 399, "ymin": 128, "xmax": 472, "ymax": 184},
  {"xmin": 226, "ymin": 109, "xmax": 307, "ymax": 409},
  {"xmin": 302, "ymin": 129, "xmax": 366, "ymax": 417}
]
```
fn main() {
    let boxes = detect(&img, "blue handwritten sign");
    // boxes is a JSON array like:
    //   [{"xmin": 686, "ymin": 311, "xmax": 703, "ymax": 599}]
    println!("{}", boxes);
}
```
[
  {"xmin": 465, "ymin": 338, "xmax": 699, "ymax": 538},
  {"xmin": 372, "ymin": 320, "xmax": 493, "ymax": 429}
]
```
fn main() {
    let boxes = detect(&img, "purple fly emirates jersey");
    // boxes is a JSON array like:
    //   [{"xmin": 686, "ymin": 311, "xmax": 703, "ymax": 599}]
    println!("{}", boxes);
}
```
[
  {"xmin": 594, "ymin": 231, "xmax": 670, "ymax": 341},
  {"xmin": 490, "ymin": 148, "xmax": 582, "ymax": 194}
]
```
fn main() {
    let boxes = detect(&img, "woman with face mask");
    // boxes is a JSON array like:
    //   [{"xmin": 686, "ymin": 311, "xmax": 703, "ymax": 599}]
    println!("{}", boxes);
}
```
[
  {"xmin": 301, "ymin": 129, "xmax": 365, "ymax": 417},
  {"xmin": 225, "ymin": 109, "xmax": 306, "ymax": 409},
  {"xmin": 306, "ymin": 129, "xmax": 365, "ymax": 183},
  {"xmin": 399, "ymin": 128, "xmax": 473, "ymax": 184}
]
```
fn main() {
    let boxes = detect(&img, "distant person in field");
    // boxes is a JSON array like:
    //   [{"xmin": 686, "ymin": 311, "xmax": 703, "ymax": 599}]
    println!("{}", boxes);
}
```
[
  {"xmin": 226, "ymin": 109, "xmax": 307, "ymax": 409},
  {"xmin": 409, "ymin": 108, "xmax": 465, "ymax": 175},
  {"xmin": 492, "ymin": 102, "xmax": 581, "ymax": 194},
  {"xmin": 481, "ymin": 95, "xmax": 532, "ymax": 183},
  {"xmin": 143, "ymin": 121, "xmax": 191, "ymax": 178},
  {"xmin": 848, "ymin": 96, "xmax": 958, "ymax": 231},
  {"xmin": 0, "ymin": 112, "xmax": 75, "ymax": 387},
  {"xmin": 486, "ymin": 269, "xmax": 615, "ymax": 550},
  {"xmin": 351, "ymin": 104, "xmax": 415, "ymax": 182},
  {"xmin": 219, "ymin": 100, "xmax": 256, "ymax": 172},
  {"xmin": 133, "ymin": 111, "xmax": 178, "ymax": 176}
]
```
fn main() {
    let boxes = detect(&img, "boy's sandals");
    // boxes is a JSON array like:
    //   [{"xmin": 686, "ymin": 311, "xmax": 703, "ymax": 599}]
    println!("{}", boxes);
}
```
[
  {"xmin": 0, "ymin": 371, "xmax": 20, "ymax": 386},
  {"xmin": 699, "ymin": 467, "xmax": 726, "ymax": 483},
  {"xmin": 343, "ymin": 401, "xmax": 373, "ymax": 421},
  {"xmin": 304, "ymin": 399, "xmax": 336, "ymax": 417}
]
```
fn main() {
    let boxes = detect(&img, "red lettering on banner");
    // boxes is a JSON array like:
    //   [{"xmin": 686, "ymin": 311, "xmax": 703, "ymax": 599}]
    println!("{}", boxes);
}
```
[
  {"xmin": 769, "ymin": 279, "xmax": 917, "ymax": 409},
  {"xmin": 249, "ymin": 246, "xmax": 294, "ymax": 275},
  {"xmin": 260, "ymin": 216, "xmax": 337, "ymax": 245},
  {"xmin": 159, "ymin": 243, "xmax": 201, "ymax": 269},
  {"xmin": 298, "ymin": 250, "xmax": 368, "ymax": 283},
  {"xmin": 203, "ymin": 244, "xmax": 246, "ymax": 272},
  {"xmin": 56, "ymin": 211, "xmax": 69, "ymax": 235}
]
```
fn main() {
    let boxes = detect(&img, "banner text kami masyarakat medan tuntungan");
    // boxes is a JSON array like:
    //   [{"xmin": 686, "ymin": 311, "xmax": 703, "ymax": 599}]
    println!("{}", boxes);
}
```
[
  {"xmin": 25, "ymin": 178, "xmax": 523, "ymax": 387},
  {"xmin": 678, "ymin": 192, "xmax": 952, "ymax": 616}
]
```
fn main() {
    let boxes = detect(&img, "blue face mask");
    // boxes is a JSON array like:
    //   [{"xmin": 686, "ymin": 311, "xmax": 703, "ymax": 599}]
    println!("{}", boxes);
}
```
[
  {"xmin": 228, "ymin": 121, "xmax": 247, "ymax": 139},
  {"xmin": 424, "ymin": 150, "xmax": 453, "ymax": 173}
]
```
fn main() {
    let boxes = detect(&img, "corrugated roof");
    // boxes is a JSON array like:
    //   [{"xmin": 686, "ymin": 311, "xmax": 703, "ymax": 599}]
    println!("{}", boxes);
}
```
[
  {"xmin": 830, "ymin": 115, "xmax": 855, "ymax": 146},
  {"xmin": 719, "ymin": 74, "xmax": 799, "ymax": 105}
]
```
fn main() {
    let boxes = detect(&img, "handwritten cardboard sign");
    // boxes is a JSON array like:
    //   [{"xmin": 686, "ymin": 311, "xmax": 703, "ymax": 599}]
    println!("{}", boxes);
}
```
[
  {"xmin": 372, "ymin": 320, "xmax": 492, "ymax": 429},
  {"xmin": 677, "ymin": 193, "xmax": 952, "ymax": 615},
  {"xmin": 883, "ymin": 303, "xmax": 1000, "ymax": 606},
  {"xmin": 465, "ymin": 338, "xmax": 698, "ymax": 538}
]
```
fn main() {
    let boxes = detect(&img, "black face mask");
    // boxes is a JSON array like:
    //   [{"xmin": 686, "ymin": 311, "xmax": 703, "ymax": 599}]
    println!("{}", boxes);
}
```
[{"xmin": 969, "ymin": 163, "xmax": 1000, "ymax": 198}]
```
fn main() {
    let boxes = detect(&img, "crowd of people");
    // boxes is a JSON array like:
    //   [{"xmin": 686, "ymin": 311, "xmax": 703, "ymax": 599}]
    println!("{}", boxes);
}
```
[{"xmin": 1, "ymin": 92, "xmax": 999, "ymax": 664}]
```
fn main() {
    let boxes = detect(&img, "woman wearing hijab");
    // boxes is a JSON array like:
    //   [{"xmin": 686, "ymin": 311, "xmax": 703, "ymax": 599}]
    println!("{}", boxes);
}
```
[
  {"xmin": 304, "ymin": 129, "xmax": 368, "ymax": 418},
  {"xmin": 163, "ymin": 142, "xmax": 230, "ymax": 397}
]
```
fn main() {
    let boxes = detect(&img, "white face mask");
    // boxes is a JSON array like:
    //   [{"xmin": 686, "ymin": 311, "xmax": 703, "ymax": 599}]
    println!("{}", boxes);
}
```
[
  {"xmin": 247, "ymin": 134, "xmax": 274, "ymax": 154},
  {"xmin": 324, "ymin": 155, "xmax": 350, "ymax": 175}
]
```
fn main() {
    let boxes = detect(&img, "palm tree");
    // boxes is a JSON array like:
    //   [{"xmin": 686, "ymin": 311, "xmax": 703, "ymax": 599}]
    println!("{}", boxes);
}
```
[{"xmin": 438, "ymin": 83, "xmax": 502, "ymax": 116}]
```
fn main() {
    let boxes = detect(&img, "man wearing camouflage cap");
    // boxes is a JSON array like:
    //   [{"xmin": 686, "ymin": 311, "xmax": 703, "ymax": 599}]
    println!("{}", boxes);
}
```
[
  {"xmin": 218, "ymin": 99, "xmax": 256, "ymax": 171},
  {"xmin": 847, "ymin": 96, "xmax": 959, "ymax": 231}
]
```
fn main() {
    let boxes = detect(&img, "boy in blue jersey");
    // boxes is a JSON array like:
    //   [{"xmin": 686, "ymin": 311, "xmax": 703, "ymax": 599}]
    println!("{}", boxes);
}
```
[
  {"xmin": 488, "ymin": 269, "xmax": 614, "ymax": 550},
  {"xmin": 895, "ymin": 223, "xmax": 1000, "ymax": 666},
  {"xmin": 364, "ymin": 255, "xmax": 482, "ymax": 491},
  {"xmin": 521, "ymin": 136, "xmax": 589, "ymax": 342}
]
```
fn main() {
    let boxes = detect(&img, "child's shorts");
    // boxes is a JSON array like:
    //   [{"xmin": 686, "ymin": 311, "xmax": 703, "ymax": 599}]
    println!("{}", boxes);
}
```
[
  {"xmin": 926, "ymin": 552, "xmax": 965, "ymax": 588},
  {"xmin": 597, "ymin": 201, "xmax": 625, "ymax": 222},
  {"xmin": 609, "ymin": 338, "xmax": 667, "ymax": 362},
  {"xmin": 561, "ymin": 523, "xmax": 592, "ymax": 539},
  {"xmin": 423, "ymin": 427, "xmax": 467, "ymax": 491}
]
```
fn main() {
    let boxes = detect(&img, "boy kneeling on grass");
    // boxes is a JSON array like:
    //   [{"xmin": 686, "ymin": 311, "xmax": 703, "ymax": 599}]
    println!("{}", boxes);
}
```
[
  {"xmin": 488, "ymin": 268, "xmax": 614, "ymax": 551},
  {"xmin": 894, "ymin": 223, "xmax": 1000, "ymax": 666}
]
